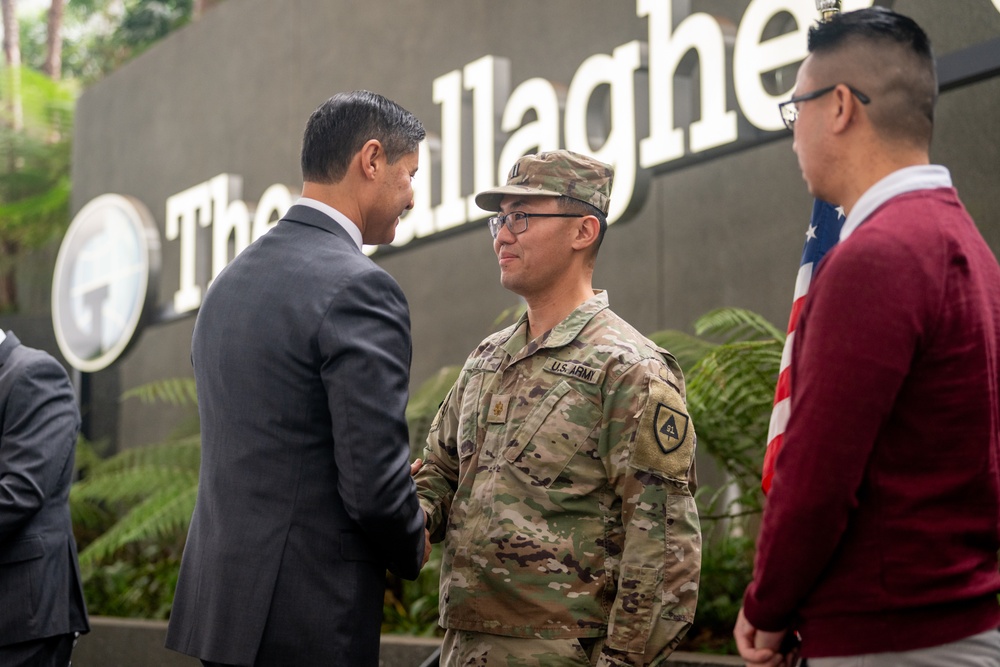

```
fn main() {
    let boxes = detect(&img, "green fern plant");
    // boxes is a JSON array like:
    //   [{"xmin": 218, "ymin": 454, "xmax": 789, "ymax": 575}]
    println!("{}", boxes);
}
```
[
  {"xmin": 0, "ymin": 65, "xmax": 78, "ymax": 311},
  {"xmin": 120, "ymin": 377, "xmax": 198, "ymax": 407},
  {"xmin": 71, "ymin": 378, "xmax": 200, "ymax": 571},
  {"xmin": 72, "ymin": 436, "xmax": 200, "ymax": 569},
  {"xmin": 67, "ymin": 378, "xmax": 199, "ymax": 618},
  {"xmin": 649, "ymin": 307, "xmax": 784, "ymax": 515}
]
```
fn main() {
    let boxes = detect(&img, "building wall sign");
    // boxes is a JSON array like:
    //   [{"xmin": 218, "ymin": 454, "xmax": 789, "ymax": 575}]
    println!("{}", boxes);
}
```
[
  {"xmin": 54, "ymin": 0, "xmax": 1000, "ymax": 372},
  {"xmin": 164, "ymin": 174, "xmax": 294, "ymax": 317},
  {"xmin": 149, "ymin": 0, "xmax": 879, "ymax": 318},
  {"xmin": 52, "ymin": 194, "xmax": 161, "ymax": 372},
  {"xmin": 398, "ymin": 0, "xmax": 876, "ymax": 245}
]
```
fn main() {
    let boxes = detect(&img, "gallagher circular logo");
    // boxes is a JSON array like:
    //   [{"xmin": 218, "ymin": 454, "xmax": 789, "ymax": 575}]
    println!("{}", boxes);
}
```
[{"xmin": 52, "ymin": 194, "xmax": 161, "ymax": 373}]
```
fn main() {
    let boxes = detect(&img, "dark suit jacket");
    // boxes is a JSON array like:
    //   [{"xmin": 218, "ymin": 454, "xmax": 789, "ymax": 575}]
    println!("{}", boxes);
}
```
[
  {"xmin": 166, "ymin": 205, "xmax": 426, "ymax": 666},
  {"xmin": 0, "ymin": 332, "xmax": 89, "ymax": 647}
]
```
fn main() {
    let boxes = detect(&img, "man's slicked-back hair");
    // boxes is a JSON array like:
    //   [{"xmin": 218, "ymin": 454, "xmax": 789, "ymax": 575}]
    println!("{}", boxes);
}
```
[
  {"xmin": 301, "ymin": 90, "xmax": 425, "ymax": 184},
  {"xmin": 807, "ymin": 7, "xmax": 937, "ymax": 147}
]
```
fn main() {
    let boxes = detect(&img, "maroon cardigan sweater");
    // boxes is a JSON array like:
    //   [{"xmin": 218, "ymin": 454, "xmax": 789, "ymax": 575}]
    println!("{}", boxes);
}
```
[{"xmin": 744, "ymin": 187, "xmax": 1000, "ymax": 657}]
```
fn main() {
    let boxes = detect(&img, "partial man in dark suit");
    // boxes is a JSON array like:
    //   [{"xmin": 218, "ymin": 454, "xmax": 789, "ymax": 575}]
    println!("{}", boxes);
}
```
[
  {"xmin": 0, "ymin": 330, "xmax": 89, "ymax": 667},
  {"xmin": 165, "ymin": 90, "xmax": 431, "ymax": 667}
]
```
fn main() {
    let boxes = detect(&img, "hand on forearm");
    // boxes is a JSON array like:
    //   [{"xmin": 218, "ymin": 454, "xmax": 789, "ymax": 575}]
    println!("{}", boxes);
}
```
[{"xmin": 734, "ymin": 607, "xmax": 787, "ymax": 667}]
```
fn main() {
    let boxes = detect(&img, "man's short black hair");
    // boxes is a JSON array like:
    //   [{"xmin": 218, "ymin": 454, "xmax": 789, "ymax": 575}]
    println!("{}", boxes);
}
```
[
  {"xmin": 807, "ymin": 7, "xmax": 937, "ymax": 147},
  {"xmin": 808, "ymin": 6, "xmax": 933, "ymax": 57},
  {"xmin": 301, "ymin": 90, "xmax": 425, "ymax": 184}
]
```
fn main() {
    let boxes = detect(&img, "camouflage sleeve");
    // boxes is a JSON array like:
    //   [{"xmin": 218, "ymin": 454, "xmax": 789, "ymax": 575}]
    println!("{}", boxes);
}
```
[
  {"xmin": 414, "ymin": 380, "xmax": 462, "ymax": 542},
  {"xmin": 597, "ymin": 357, "xmax": 702, "ymax": 667}
]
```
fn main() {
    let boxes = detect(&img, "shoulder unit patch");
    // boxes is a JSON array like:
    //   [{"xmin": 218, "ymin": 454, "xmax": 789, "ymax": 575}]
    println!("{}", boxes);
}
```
[
  {"xmin": 631, "ymin": 378, "xmax": 696, "ymax": 482},
  {"xmin": 654, "ymin": 403, "xmax": 688, "ymax": 454}
]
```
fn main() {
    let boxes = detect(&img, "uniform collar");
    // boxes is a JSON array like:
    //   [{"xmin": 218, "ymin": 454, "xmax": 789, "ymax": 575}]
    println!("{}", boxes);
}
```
[{"xmin": 501, "ymin": 291, "xmax": 609, "ymax": 360}]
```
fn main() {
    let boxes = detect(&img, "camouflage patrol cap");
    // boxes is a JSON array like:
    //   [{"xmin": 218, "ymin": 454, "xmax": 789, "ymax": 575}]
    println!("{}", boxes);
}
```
[{"xmin": 475, "ymin": 150, "xmax": 614, "ymax": 215}]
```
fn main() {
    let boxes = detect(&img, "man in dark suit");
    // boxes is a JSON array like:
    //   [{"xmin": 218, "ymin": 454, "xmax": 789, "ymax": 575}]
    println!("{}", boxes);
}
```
[
  {"xmin": 0, "ymin": 330, "xmax": 89, "ymax": 667},
  {"xmin": 165, "ymin": 90, "xmax": 430, "ymax": 667}
]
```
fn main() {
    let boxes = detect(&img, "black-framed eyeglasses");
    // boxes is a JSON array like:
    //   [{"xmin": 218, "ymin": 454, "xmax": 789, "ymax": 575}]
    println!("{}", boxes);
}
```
[
  {"xmin": 778, "ymin": 84, "xmax": 871, "ymax": 131},
  {"xmin": 487, "ymin": 211, "xmax": 583, "ymax": 239}
]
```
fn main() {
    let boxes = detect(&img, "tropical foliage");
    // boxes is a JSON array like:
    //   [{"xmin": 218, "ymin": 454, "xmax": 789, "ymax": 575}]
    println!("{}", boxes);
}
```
[
  {"xmin": 1, "ymin": 0, "xmax": 220, "ymax": 312},
  {"xmin": 72, "ymin": 433, "xmax": 199, "ymax": 568},
  {"xmin": 70, "ymin": 383, "xmax": 199, "ymax": 618},
  {"xmin": 0, "ymin": 64, "xmax": 75, "ymax": 311},
  {"xmin": 18, "ymin": 0, "xmax": 203, "ymax": 83},
  {"xmin": 383, "ymin": 544, "xmax": 444, "ymax": 637}
]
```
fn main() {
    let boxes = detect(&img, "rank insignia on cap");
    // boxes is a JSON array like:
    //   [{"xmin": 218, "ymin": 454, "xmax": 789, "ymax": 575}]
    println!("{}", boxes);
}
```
[{"xmin": 654, "ymin": 404, "xmax": 688, "ymax": 454}]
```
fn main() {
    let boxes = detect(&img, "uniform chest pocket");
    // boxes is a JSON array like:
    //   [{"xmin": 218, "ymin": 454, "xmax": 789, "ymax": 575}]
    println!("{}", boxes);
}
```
[{"xmin": 503, "ymin": 381, "xmax": 601, "ymax": 488}]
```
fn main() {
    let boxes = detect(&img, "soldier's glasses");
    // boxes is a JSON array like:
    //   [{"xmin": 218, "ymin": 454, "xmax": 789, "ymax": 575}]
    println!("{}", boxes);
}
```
[
  {"xmin": 778, "ymin": 83, "xmax": 870, "ymax": 131},
  {"xmin": 488, "ymin": 211, "xmax": 583, "ymax": 239}
]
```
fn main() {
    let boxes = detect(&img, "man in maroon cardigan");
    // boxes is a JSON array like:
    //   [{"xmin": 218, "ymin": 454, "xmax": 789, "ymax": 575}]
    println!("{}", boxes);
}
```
[{"xmin": 735, "ymin": 8, "xmax": 1000, "ymax": 667}]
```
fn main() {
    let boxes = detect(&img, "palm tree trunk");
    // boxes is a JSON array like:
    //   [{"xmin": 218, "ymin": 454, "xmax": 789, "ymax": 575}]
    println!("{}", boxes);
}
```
[
  {"xmin": 1, "ymin": 0, "xmax": 18, "ymax": 68},
  {"xmin": 2, "ymin": 0, "xmax": 22, "ymax": 133},
  {"xmin": 43, "ymin": 0, "xmax": 64, "ymax": 80},
  {"xmin": 2, "ymin": 0, "xmax": 21, "ymax": 121},
  {"xmin": 1, "ymin": 0, "xmax": 22, "ymax": 312}
]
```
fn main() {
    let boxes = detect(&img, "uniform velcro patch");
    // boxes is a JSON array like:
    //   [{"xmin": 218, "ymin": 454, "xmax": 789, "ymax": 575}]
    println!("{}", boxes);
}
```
[
  {"xmin": 630, "ymin": 378, "xmax": 696, "ymax": 481},
  {"xmin": 543, "ymin": 358, "xmax": 604, "ymax": 384}
]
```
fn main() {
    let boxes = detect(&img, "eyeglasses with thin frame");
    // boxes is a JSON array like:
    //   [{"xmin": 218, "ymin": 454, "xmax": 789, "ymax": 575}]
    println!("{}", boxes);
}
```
[
  {"xmin": 487, "ymin": 211, "xmax": 583, "ymax": 239},
  {"xmin": 778, "ymin": 84, "xmax": 871, "ymax": 131}
]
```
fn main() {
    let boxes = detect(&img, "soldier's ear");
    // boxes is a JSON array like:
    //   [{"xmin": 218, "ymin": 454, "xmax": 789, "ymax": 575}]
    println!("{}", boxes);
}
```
[{"xmin": 570, "ymin": 215, "xmax": 601, "ymax": 252}]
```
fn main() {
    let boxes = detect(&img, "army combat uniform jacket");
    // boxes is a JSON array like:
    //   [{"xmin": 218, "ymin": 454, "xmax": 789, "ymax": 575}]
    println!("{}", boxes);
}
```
[{"xmin": 416, "ymin": 292, "xmax": 701, "ymax": 666}]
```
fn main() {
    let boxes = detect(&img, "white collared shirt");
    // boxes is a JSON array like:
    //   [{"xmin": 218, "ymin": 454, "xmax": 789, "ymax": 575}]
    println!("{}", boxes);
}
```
[
  {"xmin": 295, "ymin": 197, "xmax": 364, "ymax": 250},
  {"xmin": 0, "ymin": 330, "xmax": 5, "ymax": 344},
  {"xmin": 840, "ymin": 165, "xmax": 953, "ymax": 241}
]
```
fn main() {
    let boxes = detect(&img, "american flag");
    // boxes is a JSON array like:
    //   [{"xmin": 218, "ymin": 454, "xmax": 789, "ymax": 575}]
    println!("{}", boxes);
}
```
[{"xmin": 761, "ymin": 200, "xmax": 845, "ymax": 493}]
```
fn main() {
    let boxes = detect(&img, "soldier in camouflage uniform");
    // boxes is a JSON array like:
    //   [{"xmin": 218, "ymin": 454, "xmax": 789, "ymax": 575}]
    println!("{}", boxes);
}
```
[{"xmin": 414, "ymin": 150, "xmax": 701, "ymax": 667}]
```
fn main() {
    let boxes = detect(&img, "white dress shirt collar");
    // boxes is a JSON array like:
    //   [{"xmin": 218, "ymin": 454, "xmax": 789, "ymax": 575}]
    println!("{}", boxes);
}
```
[
  {"xmin": 295, "ymin": 197, "xmax": 364, "ymax": 250},
  {"xmin": 0, "ymin": 330, "xmax": 6, "ymax": 344},
  {"xmin": 840, "ymin": 165, "xmax": 952, "ymax": 242}
]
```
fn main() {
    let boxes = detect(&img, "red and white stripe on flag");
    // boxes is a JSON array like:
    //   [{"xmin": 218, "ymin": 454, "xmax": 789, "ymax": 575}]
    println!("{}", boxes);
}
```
[{"xmin": 761, "ymin": 200, "xmax": 845, "ymax": 493}]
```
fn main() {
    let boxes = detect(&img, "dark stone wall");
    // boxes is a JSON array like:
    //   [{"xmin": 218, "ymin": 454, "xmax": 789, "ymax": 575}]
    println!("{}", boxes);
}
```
[{"xmin": 6, "ymin": 0, "xmax": 999, "ymax": 454}]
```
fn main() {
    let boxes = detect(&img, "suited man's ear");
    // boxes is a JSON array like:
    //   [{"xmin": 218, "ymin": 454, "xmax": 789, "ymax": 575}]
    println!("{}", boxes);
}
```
[{"xmin": 359, "ymin": 139, "xmax": 384, "ymax": 181}]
